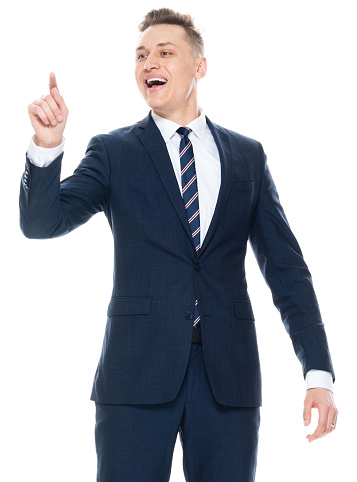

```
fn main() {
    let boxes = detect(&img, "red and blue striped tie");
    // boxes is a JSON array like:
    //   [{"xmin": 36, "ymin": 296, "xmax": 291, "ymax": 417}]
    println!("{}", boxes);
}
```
[{"xmin": 177, "ymin": 127, "xmax": 200, "ymax": 330}]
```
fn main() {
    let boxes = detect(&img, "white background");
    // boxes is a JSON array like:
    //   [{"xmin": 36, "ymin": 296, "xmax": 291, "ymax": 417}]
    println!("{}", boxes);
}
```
[{"xmin": 1, "ymin": 0, "xmax": 356, "ymax": 480}]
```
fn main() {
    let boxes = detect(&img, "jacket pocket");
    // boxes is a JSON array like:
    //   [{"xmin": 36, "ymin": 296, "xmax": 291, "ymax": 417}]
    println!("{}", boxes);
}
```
[
  {"xmin": 107, "ymin": 296, "xmax": 152, "ymax": 316},
  {"xmin": 234, "ymin": 300, "xmax": 255, "ymax": 320},
  {"xmin": 230, "ymin": 181, "xmax": 254, "ymax": 192}
]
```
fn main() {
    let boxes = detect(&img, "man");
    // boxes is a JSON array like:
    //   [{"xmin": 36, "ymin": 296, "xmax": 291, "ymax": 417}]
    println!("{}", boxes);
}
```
[{"xmin": 20, "ymin": 8, "xmax": 337, "ymax": 482}]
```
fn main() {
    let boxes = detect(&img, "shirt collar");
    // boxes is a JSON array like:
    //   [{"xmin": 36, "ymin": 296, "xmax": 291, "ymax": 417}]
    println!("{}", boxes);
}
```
[{"xmin": 151, "ymin": 107, "xmax": 207, "ymax": 143}]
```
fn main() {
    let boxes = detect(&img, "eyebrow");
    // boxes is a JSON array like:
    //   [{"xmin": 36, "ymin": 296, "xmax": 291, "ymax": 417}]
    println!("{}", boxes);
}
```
[{"xmin": 136, "ymin": 42, "xmax": 178, "ymax": 52}]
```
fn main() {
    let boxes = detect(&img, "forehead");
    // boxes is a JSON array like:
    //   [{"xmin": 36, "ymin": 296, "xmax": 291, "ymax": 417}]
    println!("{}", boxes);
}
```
[{"xmin": 136, "ymin": 24, "xmax": 190, "ymax": 50}]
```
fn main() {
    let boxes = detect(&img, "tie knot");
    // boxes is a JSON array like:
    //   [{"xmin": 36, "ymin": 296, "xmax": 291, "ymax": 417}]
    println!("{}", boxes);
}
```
[{"xmin": 176, "ymin": 127, "xmax": 192, "ymax": 138}]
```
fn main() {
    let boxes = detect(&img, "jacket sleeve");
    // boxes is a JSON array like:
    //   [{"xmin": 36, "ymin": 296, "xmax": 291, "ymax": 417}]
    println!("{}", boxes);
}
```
[
  {"xmin": 248, "ymin": 142, "xmax": 335, "ymax": 382},
  {"xmin": 19, "ymin": 135, "xmax": 110, "ymax": 239}
]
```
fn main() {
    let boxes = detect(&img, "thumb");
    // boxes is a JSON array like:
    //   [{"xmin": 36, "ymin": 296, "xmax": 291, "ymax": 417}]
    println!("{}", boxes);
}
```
[{"xmin": 303, "ymin": 401, "xmax": 311, "ymax": 426}]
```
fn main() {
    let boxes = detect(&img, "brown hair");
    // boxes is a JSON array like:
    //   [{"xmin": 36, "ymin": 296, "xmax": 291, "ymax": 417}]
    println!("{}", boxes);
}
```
[{"xmin": 138, "ymin": 8, "xmax": 204, "ymax": 57}]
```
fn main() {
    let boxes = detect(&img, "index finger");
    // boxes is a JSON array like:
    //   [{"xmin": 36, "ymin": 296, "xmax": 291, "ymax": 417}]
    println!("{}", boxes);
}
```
[
  {"xmin": 307, "ymin": 409, "xmax": 328, "ymax": 443},
  {"xmin": 49, "ymin": 72, "xmax": 59, "ymax": 93}
]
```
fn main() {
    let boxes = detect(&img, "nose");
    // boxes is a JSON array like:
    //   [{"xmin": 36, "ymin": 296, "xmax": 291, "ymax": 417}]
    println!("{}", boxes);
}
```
[{"xmin": 144, "ymin": 53, "xmax": 160, "ymax": 71}]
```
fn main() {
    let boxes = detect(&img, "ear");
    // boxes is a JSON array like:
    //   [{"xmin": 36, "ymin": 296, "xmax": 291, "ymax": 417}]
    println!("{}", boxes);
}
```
[{"xmin": 195, "ymin": 57, "xmax": 207, "ymax": 80}]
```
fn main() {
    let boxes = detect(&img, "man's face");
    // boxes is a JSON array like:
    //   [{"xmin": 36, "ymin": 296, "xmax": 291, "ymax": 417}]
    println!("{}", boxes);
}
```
[{"xmin": 135, "ymin": 24, "xmax": 205, "ymax": 118}]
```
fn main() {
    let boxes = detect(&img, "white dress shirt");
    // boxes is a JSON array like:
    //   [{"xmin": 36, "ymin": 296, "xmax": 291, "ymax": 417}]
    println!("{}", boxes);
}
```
[{"xmin": 26, "ymin": 108, "xmax": 334, "ymax": 393}]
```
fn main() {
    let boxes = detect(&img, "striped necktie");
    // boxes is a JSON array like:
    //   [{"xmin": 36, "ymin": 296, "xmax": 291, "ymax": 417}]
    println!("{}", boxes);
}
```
[{"xmin": 177, "ymin": 127, "xmax": 200, "ymax": 330}]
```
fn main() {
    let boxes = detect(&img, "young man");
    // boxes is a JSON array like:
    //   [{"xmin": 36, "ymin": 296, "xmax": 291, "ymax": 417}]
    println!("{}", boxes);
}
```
[{"xmin": 21, "ymin": 8, "xmax": 337, "ymax": 482}]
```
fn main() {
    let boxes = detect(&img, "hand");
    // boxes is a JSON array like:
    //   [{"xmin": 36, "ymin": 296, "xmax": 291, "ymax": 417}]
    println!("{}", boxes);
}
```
[
  {"xmin": 28, "ymin": 72, "xmax": 69, "ymax": 148},
  {"xmin": 303, "ymin": 387, "xmax": 338, "ymax": 443}
]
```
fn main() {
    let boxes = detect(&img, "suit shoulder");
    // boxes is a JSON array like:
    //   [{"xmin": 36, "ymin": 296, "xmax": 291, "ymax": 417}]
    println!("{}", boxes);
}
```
[
  {"xmin": 87, "ymin": 121, "xmax": 143, "ymax": 157},
  {"xmin": 94, "ymin": 121, "xmax": 141, "ymax": 142},
  {"xmin": 227, "ymin": 128, "xmax": 260, "ymax": 147},
  {"xmin": 207, "ymin": 118, "xmax": 261, "ymax": 152},
  {"xmin": 216, "ymin": 123, "xmax": 261, "ymax": 152}
]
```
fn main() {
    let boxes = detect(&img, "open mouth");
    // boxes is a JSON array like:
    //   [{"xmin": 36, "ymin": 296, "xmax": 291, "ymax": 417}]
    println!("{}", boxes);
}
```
[{"xmin": 145, "ymin": 77, "xmax": 168, "ymax": 89}]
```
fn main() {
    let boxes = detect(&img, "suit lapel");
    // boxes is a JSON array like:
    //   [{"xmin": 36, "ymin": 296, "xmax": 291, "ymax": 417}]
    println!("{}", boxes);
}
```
[
  {"xmin": 198, "ymin": 116, "xmax": 234, "ymax": 258},
  {"xmin": 137, "ymin": 113, "xmax": 195, "ymax": 248},
  {"xmin": 136, "ymin": 112, "xmax": 234, "ymax": 258}
]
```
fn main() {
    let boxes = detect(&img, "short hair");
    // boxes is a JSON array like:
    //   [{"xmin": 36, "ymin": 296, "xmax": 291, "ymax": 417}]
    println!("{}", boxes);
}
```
[{"xmin": 138, "ymin": 8, "xmax": 204, "ymax": 57}]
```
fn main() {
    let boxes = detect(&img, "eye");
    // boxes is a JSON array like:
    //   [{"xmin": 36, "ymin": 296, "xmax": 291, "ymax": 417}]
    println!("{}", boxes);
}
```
[
  {"xmin": 137, "ymin": 53, "xmax": 147, "ymax": 60},
  {"xmin": 161, "ymin": 51, "xmax": 171, "ymax": 56}
]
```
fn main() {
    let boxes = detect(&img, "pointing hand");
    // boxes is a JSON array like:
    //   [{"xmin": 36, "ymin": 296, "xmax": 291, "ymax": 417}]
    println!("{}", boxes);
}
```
[{"xmin": 28, "ymin": 72, "xmax": 69, "ymax": 148}]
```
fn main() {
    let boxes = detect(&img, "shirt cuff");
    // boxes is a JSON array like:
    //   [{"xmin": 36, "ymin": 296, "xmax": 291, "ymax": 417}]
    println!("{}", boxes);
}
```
[
  {"xmin": 27, "ymin": 135, "xmax": 65, "ymax": 167},
  {"xmin": 306, "ymin": 369, "xmax": 334, "ymax": 392}
]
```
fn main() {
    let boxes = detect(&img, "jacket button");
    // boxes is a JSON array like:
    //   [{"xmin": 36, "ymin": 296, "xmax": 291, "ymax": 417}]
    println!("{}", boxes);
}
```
[
  {"xmin": 194, "ymin": 262, "xmax": 201, "ymax": 271},
  {"xmin": 185, "ymin": 311, "xmax": 193, "ymax": 320}
]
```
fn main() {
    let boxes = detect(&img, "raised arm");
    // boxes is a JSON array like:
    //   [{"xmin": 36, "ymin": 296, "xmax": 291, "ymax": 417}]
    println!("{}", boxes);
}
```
[{"xmin": 20, "ymin": 73, "xmax": 110, "ymax": 239}]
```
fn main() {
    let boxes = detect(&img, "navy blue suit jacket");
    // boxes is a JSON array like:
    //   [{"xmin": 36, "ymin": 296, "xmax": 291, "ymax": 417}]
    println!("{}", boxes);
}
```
[{"xmin": 19, "ymin": 112, "xmax": 335, "ymax": 407}]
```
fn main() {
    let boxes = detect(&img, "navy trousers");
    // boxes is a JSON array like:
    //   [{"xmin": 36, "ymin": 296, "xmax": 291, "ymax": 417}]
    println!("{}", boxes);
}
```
[{"xmin": 94, "ymin": 342, "xmax": 260, "ymax": 481}]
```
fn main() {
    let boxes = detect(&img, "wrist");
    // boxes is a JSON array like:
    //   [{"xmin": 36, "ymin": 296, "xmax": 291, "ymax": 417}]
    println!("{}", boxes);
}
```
[{"xmin": 33, "ymin": 134, "xmax": 63, "ymax": 149}]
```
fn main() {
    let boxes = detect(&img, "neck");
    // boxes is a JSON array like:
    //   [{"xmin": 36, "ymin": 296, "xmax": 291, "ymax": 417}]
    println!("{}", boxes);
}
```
[{"xmin": 152, "ymin": 102, "xmax": 200, "ymax": 127}]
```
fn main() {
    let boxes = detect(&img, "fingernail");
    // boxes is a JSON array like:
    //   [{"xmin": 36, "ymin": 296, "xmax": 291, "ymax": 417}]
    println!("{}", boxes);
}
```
[
  {"xmin": 304, "ymin": 420, "xmax": 309, "ymax": 426},
  {"xmin": 51, "ymin": 119, "xmax": 57, "ymax": 125},
  {"xmin": 53, "ymin": 87, "xmax": 59, "ymax": 94},
  {"xmin": 56, "ymin": 115, "xmax": 63, "ymax": 121}
]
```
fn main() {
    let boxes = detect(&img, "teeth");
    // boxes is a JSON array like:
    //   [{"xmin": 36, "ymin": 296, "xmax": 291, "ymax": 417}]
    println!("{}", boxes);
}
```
[{"xmin": 146, "ymin": 77, "xmax": 168, "ymax": 86}]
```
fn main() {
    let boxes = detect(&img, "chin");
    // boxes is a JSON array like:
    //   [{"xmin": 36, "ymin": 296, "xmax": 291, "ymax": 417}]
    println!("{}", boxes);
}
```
[
  {"xmin": 145, "ymin": 99, "xmax": 167, "ymax": 112},
  {"xmin": 142, "ymin": 92, "xmax": 171, "ymax": 111}
]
